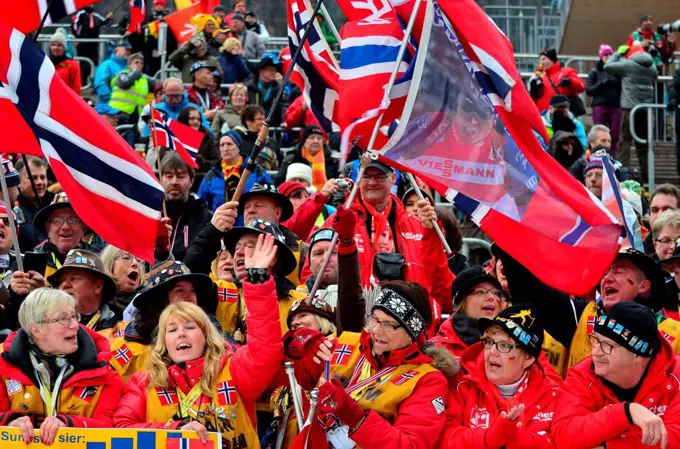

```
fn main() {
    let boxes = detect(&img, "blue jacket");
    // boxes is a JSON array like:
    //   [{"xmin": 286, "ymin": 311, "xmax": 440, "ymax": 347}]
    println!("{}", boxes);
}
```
[
  {"xmin": 541, "ymin": 110, "xmax": 588, "ymax": 149},
  {"xmin": 218, "ymin": 53, "xmax": 251, "ymax": 84},
  {"xmin": 197, "ymin": 158, "xmax": 273, "ymax": 214},
  {"xmin": 141, "ymin": 92, "xmax": 211, "ymax": 138},
  {"xmin": 94, "ymin": 54, "xmax": 127, "ymax": 104}
]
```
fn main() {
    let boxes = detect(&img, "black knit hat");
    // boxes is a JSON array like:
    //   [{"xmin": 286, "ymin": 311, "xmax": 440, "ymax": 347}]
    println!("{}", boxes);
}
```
[
  {"xmin": 302, "ymin": 125, "xmax": 324, "ymax": 144},
  {"xmin": 478, "ymin": 303, "xmax": 544, "ymax": 358},
  {"xmin": 308, "ymin": 228, "xmax": 336, "ymax": 261},
  {"xmin": 594, "ymin": 302, "xmax": 660, "ymax": 357},
  {"xmin": 539, "ymin": 48, "xmax": 558, "ymax": 63},
  {"xmin": 451, "ymin": 266, "xmax": 502, "ymax": 306}
]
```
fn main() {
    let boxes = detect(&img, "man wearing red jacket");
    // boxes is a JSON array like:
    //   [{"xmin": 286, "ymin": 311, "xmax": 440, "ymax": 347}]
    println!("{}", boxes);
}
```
[
  {"xmin": 324, "ymin": 160, "xmax": 453, "ymax": 317},
  {"xmin": 552, "ymin": 302, "xmax": 680, "ymax": 449},
  {"xmin": 530, "ymin": 48, "xmax": 586, "ymax": 113}
]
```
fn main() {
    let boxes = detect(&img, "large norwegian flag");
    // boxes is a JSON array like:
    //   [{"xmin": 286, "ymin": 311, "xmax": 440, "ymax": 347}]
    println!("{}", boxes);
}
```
[
  {"xmin": 337, "ymin": 6, "xmax": 416, "ymax": 162},
  {"xmin": 151, "ymin": 107, "xmax": 200, "ymax": 169},
  {"xmin": 0, "ymin": 0, "xmax": 102, "ymax": 34},
  {"xmin": 0, "ymin": 23, "xmax": 165, "ymax": 262},
  {"xmin": 285, "ymin": 0, "xmax": 341, "ymax": 133},
  {"xmin": 376, "ymin": 1, "xmax": 621, "ymax": 295},
  {"xmin": 127, "ymin": 0, "xmax": 145, "ymax": 33},
  {"xmin": 165, "ymin": 2, "xmax": 202, "ymax": 45}
]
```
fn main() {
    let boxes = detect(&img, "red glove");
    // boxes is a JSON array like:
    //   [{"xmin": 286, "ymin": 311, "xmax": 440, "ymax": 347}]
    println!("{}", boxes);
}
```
[
  {"xmin": 155, "ymin": 217, "xmax": 172, "ymax": 252},
  {"xmin": 484, "ymin": 416, "xmax": 518, "ymax": 449},
  {"xmin": 283, "ymin": 328, "xmax": 326, "ymax": 360},
  {"xmin": 332, "ymin": 205, "xmax": 356, "ymax": 251},
  {"xmin": 317, "ymin": 379, "xmax": 366, "ymax": 428}
]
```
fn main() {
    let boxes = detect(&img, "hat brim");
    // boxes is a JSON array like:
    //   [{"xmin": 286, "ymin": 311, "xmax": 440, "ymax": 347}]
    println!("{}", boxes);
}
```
[
  {"xmin": 222, "ymin": 226, "xmax": 297, "ymax": 276},
  {"xmin": 34, "ymin": 202, "xmax": 76, "ymax": 231},
  {"xmin": 551, "ymin": 101, "xmax": 570, "ymax": 108},
  {"xmin": 133, "ymin": 273, "xmax": 214, "ymax": 310},
  {"xmin": 48, "ymin": 266, "xmax": 118, "ymax": 305},
  {"xmin": 248, "ymin": 60, "xmax": 283, "ymax": 73},
  {"xmin": 238, "ymin": 190, "xmax": 294, "ymax": 222},
  {"xmin": 365, "ymin": 161, "xmax": 393, "ymax": 174}
]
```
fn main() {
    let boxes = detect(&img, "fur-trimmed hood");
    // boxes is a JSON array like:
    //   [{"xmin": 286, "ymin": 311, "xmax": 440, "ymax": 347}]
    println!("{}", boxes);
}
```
[{"xmin": 423, "ymin": 344, "xmax": 460, "ymax": 379}]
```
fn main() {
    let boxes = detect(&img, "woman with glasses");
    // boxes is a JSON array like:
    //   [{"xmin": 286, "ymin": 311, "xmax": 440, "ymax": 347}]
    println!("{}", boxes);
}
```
[
  {"xmin": 283, "ymin": 280, "xmax": 458, "ymax": 449},
  {"xmin": 431, "ymin": 266, "xmax": 507, "ymax": 358},
  {"xmin": 441, "ymin": 304, "xmax": 559, "ymax": 449},
  {"xmin": 0, "ymin": 288, "xmax": 123, "ymax": 445},
  {"xmin": 100, "ymin": 245, "xmax": 146, "ymax": 312}
]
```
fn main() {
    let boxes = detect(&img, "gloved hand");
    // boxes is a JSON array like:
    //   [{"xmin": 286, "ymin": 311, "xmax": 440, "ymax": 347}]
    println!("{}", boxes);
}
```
[
  {"xmin": 617, "ymin": 44, "xmax": 630, "ymax": 56},
  {"xmin": 283, "ymin": 328, "xmax": 326, "ymax": 360},
  {"xmin": 558, "ymin": 77, "xmax": 572, "ymax": 88},
  {"xmin": 331, "ymin": 205, "xmax": 356, "ymax": 246},
  {"xmin": 317, "ymin": 379, "xmax": 366, "ymax": 428},
  {"xmin": 484, "ymin": 416, "xmax": 518, "ymax": 449}
]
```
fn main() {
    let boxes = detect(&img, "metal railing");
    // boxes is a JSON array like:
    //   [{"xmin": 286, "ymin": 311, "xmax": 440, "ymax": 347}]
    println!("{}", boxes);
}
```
[
  {"xmin": 74, "ymin": 56, "xmax": 95, "ymax": 91},
  {"xmin": 629, "ymin": 104, "xmax": 668, "ymax": 192}
]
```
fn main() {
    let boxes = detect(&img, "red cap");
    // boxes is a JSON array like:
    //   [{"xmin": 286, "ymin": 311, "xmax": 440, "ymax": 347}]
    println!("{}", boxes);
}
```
[
  {"xmin": 0, "ymin": 203, "xmax": 16, "ymax": 220},
  {"xmin": 154, "ymin": 0, "xmax": 166, "ymax": 6},
  {"xmin": 278, "ymin": 181, "xmax": 307, "ymax": 198}
]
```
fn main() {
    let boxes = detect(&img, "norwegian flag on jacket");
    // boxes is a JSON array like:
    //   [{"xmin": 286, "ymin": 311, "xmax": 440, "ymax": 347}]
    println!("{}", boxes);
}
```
[
  {"xmin": 151, "ymin": 107, "xmax": 200, "ymax": 169},
  {"xmin": 0, "ymin": 0, "xmax": 101, "ymax": 34},
  {"xmin": 128, "ymin": 0, "xmax": 146, "ymax": 33},
  {"xmin": 0, "ymin": 24, "xmax": 165, "ymax": 262},
  {"xmin": 376, "ymin": 1, "xmax": 621, "ymax": 296},
  {"xmin": 285, "ymin": 0, "xmax": 340, "ymax": 133}
]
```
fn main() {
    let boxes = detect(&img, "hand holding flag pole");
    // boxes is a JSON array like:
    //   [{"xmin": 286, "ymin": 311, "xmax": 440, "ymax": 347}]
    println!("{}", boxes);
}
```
[
  {"xmin": 405, "ymin": 172, "xmax": 452, "ymax": 255},
  {"xmin": 230, "ymin": 0, "xmax": 327, "ymax": 205},
  {"xmin": 305, "ymin": 0, "xmax": 426, "ymax": 305},
  {"xmin": 285, "ymin": 362, "xmax": 306, "ymax": 432}
]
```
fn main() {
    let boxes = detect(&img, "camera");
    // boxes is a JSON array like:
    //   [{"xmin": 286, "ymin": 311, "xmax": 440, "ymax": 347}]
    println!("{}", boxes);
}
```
[
  {"xmin": 657, "ymin": 20, "xmax": 680, "ymax": 35},
  {"xmin": 336, "ymin": 179, "xmax": 351, "ymax": 191}
]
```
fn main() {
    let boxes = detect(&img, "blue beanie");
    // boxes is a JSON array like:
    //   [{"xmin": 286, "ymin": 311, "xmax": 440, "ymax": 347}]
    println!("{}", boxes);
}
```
[{"xmin": 220, "ymin": 130, "xmax": 242, "ymax": 150}]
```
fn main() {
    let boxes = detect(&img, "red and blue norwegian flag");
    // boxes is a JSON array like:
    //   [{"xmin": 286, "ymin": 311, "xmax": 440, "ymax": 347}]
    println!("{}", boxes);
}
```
[
  {"xmin": 285, "ymin": 0, "xmax": 340, "ymax": 133},
  {"xmin": 0, "ymin": 23, "xmax": 164, "ymax": 262},
  {"xmin": 600, "ymin": 153, "xmax": 634, "ymax": 247},
  {"xmin": 127, "ymin": 0, "xmax": 146, "ymax": 33},
  {"xmin": 0, "ymin": 0, "xmax": 102, "ymax": 34},
  {"xmin": 151, "ymin": 107, "xmax": 200, "ymax": 169},
  {"xmin": 376, "ymin": 1, "xmax": 621, "ymax": 295}
]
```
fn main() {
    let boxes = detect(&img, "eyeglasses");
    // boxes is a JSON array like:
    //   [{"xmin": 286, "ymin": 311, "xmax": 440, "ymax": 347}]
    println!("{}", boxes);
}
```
[
  {"xmin": 116, "ymin": 253, "xmax": 144, "ymax": 264},
  {"xmin": 38, "ymin": 312, "xmax": 80, "ymax": 326},
  {"xmin": 366, "ymin": 314, "xmax": 401, "ymax": 332},
  {"xmin": 654, "ymin": 237, "xmax": 679, "ymax": 246},
  {"xmin": 481, "ymin": 338, "xmax": 520, "ymax": 353},
  {"xmin": 165, "ymin": 93, "xmax": 183, "ymax": 99},
  {"xmin": 361, "ymin": 173, "xmax": 390, "ymax": 183},
  {"xmin": 588, "ymin": 334, "xmax": 615, "ymax": 355},
  {"xmin": 460, "ymin": 95, "xmax": 493, "ymax": 120},
  {"xmin": 470, "ymin": 288, "xmax": 504, "ymax": 300},
  {"xmin": 49, "ymin": 216, "xmax": 82, "ymax": 226}
]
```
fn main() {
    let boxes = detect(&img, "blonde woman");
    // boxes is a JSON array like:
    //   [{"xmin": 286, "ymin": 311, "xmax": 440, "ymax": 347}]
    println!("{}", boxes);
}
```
[
  {"xmin": 218, "ymin": 38, "xmax": 250, "ymax": 84},
  {"xmin": 113, "ymin": 234, "xmax": 283, "ymax": 446},
  {"xmin": 212, "ymin": 83, "xmax": 249, "ymax": 135},
  {"xmin": 99, "ymin": 245, "xmax": 146, "ymax": 312}
]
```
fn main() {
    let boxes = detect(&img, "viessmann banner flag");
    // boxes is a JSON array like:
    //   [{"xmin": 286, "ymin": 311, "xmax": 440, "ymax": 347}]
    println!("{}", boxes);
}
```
[{"xmin": 0, "ymin": 428, "xmax": 221, "ymax": 448}]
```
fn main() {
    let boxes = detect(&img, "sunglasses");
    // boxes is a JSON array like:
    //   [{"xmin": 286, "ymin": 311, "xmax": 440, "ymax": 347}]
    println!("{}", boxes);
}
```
[{"xmin": 460, "ymin": 94, "xmax": 493, "ymax": 120}]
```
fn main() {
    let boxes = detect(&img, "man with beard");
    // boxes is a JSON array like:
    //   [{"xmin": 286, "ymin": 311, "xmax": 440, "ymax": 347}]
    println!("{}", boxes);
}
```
[
  {"xmin": 159, "ymin": 153, "xmax": 212, "ymax": 262},
  {"xmin": 299, "ymin": 228, "xmax": 338, "ymax": 298},
  {"xmin": 14, "ymin": 156, "xmax": 54, "ymax": 252}
]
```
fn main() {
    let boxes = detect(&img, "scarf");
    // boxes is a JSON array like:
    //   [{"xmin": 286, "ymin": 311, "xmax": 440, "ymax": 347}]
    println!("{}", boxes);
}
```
[
  {"xmin": 496, "ymin": 371, "xmax": 528, "ymax": 399},
  {"xmin": 302, "ymin": 148, "xmax": 327, "ymax": 190},
  {"xmin": 361, "ymin": 195, "xmax": 395, "ymax": 256},
  {"xmin": 452, "ymin": 313, "xmax": 482, "ymax": 347},
  {"xmin": 221, "ymin": 156, "xmax": 243, "ymax": 202},
  {"xmin": 29, "ymin": 344, "xmax": 73, "ymax": 390}
]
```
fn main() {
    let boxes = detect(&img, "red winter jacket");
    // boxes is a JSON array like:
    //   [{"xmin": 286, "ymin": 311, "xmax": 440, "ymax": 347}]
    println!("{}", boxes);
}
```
[
  {"xmin": 324, "ymin": 194, "xmax": 453, "ymax": 315},
  {"xmin": 185, "ymin": 84, "xmax": 225, "ymax": 111},
  {"xmin": 283, "ymin": 191, "xmax": 329, "ymax": 242},
  {"xmin": 534, "ymin": 63, "xmax": 586, "ymax": 113},
  {"xmin": 552, "ymin": 338, "xmax": 680, "ymax": 449},
  {"xmin": 0, "ymin": 325, "xmax": 123, "ymax": 428},
  {"xmin": 284, "ymin": 94, "xmax": 321, "ymax": 130},
  {"xmin": 54, "ymin": 58, "xmax": 82, "ymax": 95},
  {"xmin": 291, "ymin": 331, "xmax": 455, "ymax": 449},
  {"xmin": 440, "ymin": 343, "xmax": 560, "ymax": 449},
  {"xmin": 113, "ymin": 278, "xmax": 283, "ymax": 429}
]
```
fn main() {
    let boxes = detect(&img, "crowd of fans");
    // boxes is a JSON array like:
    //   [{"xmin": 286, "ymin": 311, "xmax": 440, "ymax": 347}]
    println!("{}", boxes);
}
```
[{"xmin": 2, "ymin": 3, "xmax": 680, "ymax": 449}]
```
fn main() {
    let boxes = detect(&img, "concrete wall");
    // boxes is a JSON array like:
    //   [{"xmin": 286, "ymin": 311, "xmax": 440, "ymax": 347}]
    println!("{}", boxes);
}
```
[{"xmin": 561, "ymin": 0, "xmax": 680, "ymax": 55}]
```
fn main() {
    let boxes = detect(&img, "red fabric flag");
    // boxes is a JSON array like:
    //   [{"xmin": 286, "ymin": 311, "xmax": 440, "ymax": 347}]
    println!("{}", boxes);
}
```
[
  {"xmin": 151, "ymin": 107, "xmax": 200, "ymax": 169},
  {"xmin": 165, "ymin": 2, "xmax": 203, "ymax": 45},
  {"xmin": 0, "ymin": 0, "xmax": 102, "ymax": 34},
  {"xmin": 127, "ymin": 0, "xmax": 146, "ymax": 33}
]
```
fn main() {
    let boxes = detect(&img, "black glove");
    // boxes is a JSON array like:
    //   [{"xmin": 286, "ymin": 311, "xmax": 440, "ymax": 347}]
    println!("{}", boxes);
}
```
[{"xmin": 558, "ymin": 78, "xmax": 572, "ymax": 88}]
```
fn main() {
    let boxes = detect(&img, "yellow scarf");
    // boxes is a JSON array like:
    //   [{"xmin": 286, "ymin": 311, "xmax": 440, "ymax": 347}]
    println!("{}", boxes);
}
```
[
  {"xmin": 221, "ymin": 156, "xmax": 243, "ymax": 202},
  {"xmin": 302, "ymin": 148, "xmax": 327, "ymax": 191}
]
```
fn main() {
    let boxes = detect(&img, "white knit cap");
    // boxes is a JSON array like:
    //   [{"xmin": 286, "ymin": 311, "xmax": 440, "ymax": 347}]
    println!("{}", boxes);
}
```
[
  {"xmin": 50, "ymin": 28, "xmax": 68, "ymax": 47},
  {"xmin": 623, "ymin": 190, "xmax": 643, "ymax": 217},
  {"xmin": 286, "ymin": 163, "xmax": 313, "ymax": 185}
]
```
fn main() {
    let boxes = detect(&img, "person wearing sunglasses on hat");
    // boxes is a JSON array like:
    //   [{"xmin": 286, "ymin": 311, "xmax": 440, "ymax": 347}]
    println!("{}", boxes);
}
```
[
  {"xmin": 498, "ymin": 246, "xmax": 680, "ymax": 378},
  {"xmin": 283, "ymin": 281, "xmax": 458, "ymax": 449},
  {"xmin": 0, "ymin": 288, "xmax": 123, "ymax": 445},
  {"xmin": 553, "ymin": 302, "xmax": 680, "ymax": 449},
  {"xmin": 440, "ymin": 304, "xmax": 560, "ymax": 449},
  {"xmin": 541, "ymin": 95, "xmax": 588, "ymax": 148}
]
